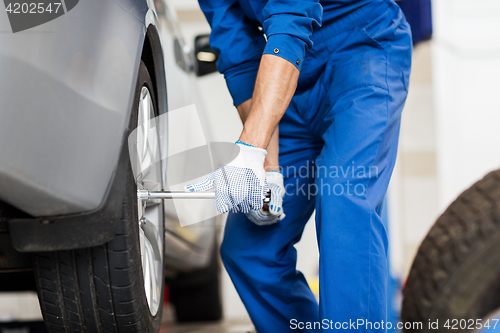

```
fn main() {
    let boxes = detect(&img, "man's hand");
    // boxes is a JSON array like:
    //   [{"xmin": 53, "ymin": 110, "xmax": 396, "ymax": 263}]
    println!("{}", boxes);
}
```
[
  {"xmin": 185, "ymin": 141, "xmax": 268, "ymax": 214},
  {"xmin": 245, "ymin": 171, "xmax": 285, "ymax": 225}
]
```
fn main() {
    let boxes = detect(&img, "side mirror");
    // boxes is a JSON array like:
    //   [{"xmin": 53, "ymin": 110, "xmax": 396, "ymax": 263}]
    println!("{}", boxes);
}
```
[{"xmin": 194, "ymin": 34, "xmax": 218, "ymax": 76}]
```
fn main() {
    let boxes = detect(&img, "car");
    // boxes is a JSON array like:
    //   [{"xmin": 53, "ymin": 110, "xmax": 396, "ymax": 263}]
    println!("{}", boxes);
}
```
[{"xmin": 0, "ymin": 0, "xmax": 221, "ymax": 331}]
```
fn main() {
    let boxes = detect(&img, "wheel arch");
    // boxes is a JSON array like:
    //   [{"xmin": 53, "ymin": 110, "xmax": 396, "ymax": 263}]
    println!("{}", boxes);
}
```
[{"xmin": 142, "ymin": 24, "xmax": 168, "ymax": 117}]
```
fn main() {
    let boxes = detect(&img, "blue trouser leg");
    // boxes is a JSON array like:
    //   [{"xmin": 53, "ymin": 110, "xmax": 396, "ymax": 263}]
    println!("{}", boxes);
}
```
[
  {"xmin": 221, "ymin": 2, "xmax": 412, "ymax": 332},
  {"xmin": 311, "ymin": 6, "xmax": 411, "ymax": 331}
]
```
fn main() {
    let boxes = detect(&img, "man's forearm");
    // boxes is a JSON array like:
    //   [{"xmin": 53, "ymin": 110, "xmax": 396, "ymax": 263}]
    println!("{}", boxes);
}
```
[
  {"xmin": 236, "ymin": 99, "xmax": 252, "ymax": 123},
  {"xmin": 237, "ymin": 98, "xmax": 280, "ymax": 172},
  {"xmin": 264, "ymin": 127, "xmax": 280, "ymax": 172},
  {"xmin": 239, "ymin": 54, "xmax": 299, "ymax": 149}
]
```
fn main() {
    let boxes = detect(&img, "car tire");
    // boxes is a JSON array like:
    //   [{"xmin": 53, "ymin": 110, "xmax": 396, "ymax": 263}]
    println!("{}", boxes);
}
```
[
  {"xmin": 402, "ymin": 169, "xmax": 500, "ymax": 332},
  {"xmin": 33, "ymin": 61, "xmax": 165, "ymax": 333},
  {"xmin": 169, "ymin": 237, "xmax": 222, "ymax": 322}
]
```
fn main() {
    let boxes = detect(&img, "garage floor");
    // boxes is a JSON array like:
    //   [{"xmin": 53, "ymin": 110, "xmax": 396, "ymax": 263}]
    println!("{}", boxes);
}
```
[
  {"xmin": 0, "ymin": 305, "xmax": 255, "ymax": 333},
  {"xmin": 161, "ymin": 322, "xmax": 255, "ymax": 333},
  {"xmin": 161, "ymin": 306, "xmax": 255, "ymax": 333},
  {"xmin": 0, "ymin": 320, "xmax": 254, "ymax": 333}
]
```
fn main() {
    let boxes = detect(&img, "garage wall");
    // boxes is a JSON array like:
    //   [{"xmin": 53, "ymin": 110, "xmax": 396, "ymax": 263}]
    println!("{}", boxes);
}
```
[
  {"xmin": 389, "ymin": 0, "xmax": 500, "ymax": 279},
  {"xmin": 432, "ymin": 0, "xmax": 500, "ymax": 211}
]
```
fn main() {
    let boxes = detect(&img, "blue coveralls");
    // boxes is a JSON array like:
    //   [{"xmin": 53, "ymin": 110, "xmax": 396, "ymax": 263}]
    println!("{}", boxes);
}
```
[{"xmin": 199, "ymin": 0, "xmax": 412, "ymax": 331}]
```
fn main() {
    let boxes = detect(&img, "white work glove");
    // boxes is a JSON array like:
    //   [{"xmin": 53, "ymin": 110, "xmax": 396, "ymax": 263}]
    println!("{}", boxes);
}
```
[
  {"xmin": 185, "ymin": 141, "xmax": 267, "ymax": 214},
  {"xmin": 245, "ymin": 171, "xmax": 286, "ymax": 226}
]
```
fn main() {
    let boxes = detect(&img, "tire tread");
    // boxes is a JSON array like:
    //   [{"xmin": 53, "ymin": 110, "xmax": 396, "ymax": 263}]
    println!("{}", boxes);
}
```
[{"xmin": 402, "ymin": 169, "xmax": 500, "ymax": 332}]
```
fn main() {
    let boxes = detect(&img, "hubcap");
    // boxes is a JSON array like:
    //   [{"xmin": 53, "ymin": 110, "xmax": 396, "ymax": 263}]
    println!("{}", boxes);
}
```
[{"xmin": 135, "ymin": 86, "xmax": 163, "ymax": 316}]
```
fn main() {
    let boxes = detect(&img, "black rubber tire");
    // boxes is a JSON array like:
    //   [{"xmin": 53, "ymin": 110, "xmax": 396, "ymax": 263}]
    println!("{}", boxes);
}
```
[
  {"xmin": 33, "ymin": 61, "xmax": 164, "ymax": 333},
  {"xmin": 402, "ymin": 168, "xmax": 500, "ymax": 332},
  {"xmin": 168, "ymin": 238, "xmax": 222, "ymax": 322}
]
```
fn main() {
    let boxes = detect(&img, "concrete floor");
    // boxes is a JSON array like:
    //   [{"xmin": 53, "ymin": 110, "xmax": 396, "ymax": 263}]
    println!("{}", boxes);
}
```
[
  {"xmin": 0, "ymin": 304, "xmax": 255, "ymax": 333},
  {"xmin": 161, "ymin": 305, "xmax": 255, "ymax": 333},
  {"xmin": 0, "ymin": 320, "xmax": 254, "ymax": 333},
  {"xmin": 160, "ymin": 322, "xmax": 255, "ymax": 333}
]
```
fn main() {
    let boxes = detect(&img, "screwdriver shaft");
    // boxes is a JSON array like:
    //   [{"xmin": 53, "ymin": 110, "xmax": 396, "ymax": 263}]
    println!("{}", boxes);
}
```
[{"xmin": 138, "ymin": 190, "xmax": 215, "ymax": 200}]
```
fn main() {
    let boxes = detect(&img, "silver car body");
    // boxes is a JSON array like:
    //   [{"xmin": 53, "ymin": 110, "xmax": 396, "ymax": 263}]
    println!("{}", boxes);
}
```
[{"xmin": 0, "ymin": 0, "xmax": 215, "ymax": 271}]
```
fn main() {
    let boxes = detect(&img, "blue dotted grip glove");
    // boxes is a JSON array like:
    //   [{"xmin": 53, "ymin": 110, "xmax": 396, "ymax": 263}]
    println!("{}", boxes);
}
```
[
  {"xmin": 185, "ymin": 141, "xmax": 268, "ymax": 214},
  {"xmin": 245, "ymin": 171, "xmax": 286, "ymax": 226}
]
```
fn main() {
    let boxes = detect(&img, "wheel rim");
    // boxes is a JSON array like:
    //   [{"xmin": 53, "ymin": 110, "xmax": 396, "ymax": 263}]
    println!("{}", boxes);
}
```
[{"xmin": 135, "ymin": 86, "xmax": 163, "ymax": 316}]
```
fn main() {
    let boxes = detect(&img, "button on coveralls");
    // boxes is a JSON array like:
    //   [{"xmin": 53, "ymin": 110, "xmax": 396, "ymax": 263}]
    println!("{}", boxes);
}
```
[{"xmin": 198, "ymin": 0, "xmax": 412, "ymax": 331}]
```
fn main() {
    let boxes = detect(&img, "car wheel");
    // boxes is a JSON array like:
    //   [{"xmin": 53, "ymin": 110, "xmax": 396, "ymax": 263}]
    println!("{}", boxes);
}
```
[
  {"xmin": 169, "ymin": 236, "xmax": 222, "ymax": 322},
  {"xmin": 402, "ymin": 168, "xmax": 500, "ymax": 332},
  {"xmin": 33, "ymin": 61, "xmax": 165, "ymax": 333}
]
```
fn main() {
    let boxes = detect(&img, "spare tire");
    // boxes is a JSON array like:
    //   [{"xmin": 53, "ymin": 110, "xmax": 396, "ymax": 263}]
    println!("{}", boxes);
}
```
[{"xmin": 402, "ymin": 169, "xmax": 500, "ymax": 332}]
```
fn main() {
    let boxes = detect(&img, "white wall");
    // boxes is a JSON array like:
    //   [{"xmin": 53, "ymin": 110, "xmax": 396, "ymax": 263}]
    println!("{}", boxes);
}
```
[
  {"xmin": 0, "ymin": 292, "xmax": 42, "ymax": 322},
  {"xmin": 169, "ymin": 0, "xmax": 200, "ymax": 12},
  {"xmin": 432, "ymin": 0, "xmax": 500, "ymax": 212},
  {"xmin": 389, "ymin": 0, "xmax": 500, "ymax": 279}
]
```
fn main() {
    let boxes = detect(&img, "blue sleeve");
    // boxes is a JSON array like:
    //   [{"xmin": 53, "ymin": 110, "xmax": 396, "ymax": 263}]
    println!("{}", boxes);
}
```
[
  {"xmin": 199, "ymin": 0, "xmax": 266, "ymax": 106},
  {"xmin": 262, "ymin": 0, "xmax": 323, "ymax": 71}
]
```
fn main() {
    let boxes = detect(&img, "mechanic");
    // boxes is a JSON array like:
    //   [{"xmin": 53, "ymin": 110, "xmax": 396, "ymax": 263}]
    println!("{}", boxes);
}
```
[{"xmin": 186, "ymin": 0, "xmax": 412, "ymax": 332}]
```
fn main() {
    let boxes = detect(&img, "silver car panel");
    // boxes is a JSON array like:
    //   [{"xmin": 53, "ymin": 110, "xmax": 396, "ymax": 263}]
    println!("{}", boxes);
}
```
[{"xmin": 0, "ymin": 0, "xmax": 146, "ymax": 216}]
